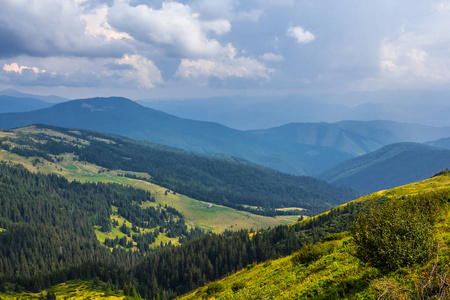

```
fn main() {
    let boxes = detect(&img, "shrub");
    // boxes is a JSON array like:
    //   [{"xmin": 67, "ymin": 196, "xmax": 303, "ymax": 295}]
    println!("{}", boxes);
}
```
[
  {"xmin": 206, "ymin": 282, "xmax": 224, "ymax": 296},
  {"xmin": 291, "ymin": 240, "xmax": 337, "ymax": 265},
  {"xmin": 231, "ymin": 282, "xmax": 246, "ymax": 293},
  {"xmin": 351, "ymin": 194, "xmax": 442, "ymax": 272}
]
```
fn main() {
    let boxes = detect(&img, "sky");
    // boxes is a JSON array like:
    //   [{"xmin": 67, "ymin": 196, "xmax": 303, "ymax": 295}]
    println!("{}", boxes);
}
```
[{"xmin": 1, "ymin": 0, "xmax": 450, "ymax": 100}]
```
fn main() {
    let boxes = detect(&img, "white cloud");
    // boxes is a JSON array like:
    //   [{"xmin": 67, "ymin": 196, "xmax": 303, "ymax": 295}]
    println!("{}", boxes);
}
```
[
  {"xmin": 379, "ymin": 41, "xmax": 444, "ymax": 82},
  {"xmin": 200, "ymin": 19, "xmax": 231, "ymax": 35},
  {"xmin": 115, "ymin": 55, "xmax": 163, "ymax": 88},
  {"xmin": 287, "ymin": 26, "xmax": 315, "ymax": 44},
  {"xmin": 176, "ymin": 46, "xmax": 273, "ymax": 80},
  {"xmin": 80, "ymin": 4, "xmax": 132, "ymax": 41},
  {"xmin": 3, "ymin": 63, "xmax": 46, "ymax": 74},
  {"xmin": 260, "ymin": 53, "xmax": 284, "ymax": 62},
  {"xmin": 108, "ymin": 1, "xmax": 231, "ymax": 58}
]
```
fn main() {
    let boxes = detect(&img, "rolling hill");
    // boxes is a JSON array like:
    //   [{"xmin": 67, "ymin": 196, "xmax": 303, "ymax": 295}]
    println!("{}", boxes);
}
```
[
  {"xmin": 0, "ymin": 124, "xmax": 358, "ymax": 216},
  {"xmin": 319, "ymin": 142, "xmax": 450, "ymax": 193},
  {"xmin": 0, "ymin": 97, "xmax": 449, "ymax": 176}
]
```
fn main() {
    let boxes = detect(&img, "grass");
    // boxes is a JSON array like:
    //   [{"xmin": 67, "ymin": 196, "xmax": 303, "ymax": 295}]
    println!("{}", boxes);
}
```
[
  {"xmin": 180, "ymin": 234, "xmax": 380, "ymax": 300},
  {"xmin": 93, "ymin": 206, "xmax": 180, "ymax": 250},
  {"xmin": 0, "ymin": 280, "xmax": 126, "ymax": 299}
]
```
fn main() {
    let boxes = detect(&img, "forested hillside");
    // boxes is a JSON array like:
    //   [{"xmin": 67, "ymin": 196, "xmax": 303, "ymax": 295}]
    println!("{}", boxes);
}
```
[
  {"xmin": 1, "ymin": 125, "xmax": 359, "ymax": 216},
  {"xmin": 0, "ymin": 162, "xmax": 206, "ymax": 296}
]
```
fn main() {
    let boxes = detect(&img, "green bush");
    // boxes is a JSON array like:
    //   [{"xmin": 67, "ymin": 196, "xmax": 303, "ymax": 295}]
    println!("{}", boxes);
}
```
[
  {"xmin": 351, "ymin": 194, "xmax": 443, "ymax": 272},
  {"xmin": 291, "ymin": 240, "xmax": 337, "ymax": 265},
  {"xmin": 231, "ymin": 282, "xmax": 246, "ymax": 293},
  {"xmin": 206, "ymin": 282, "xmax": 224, "ymax": 296}
]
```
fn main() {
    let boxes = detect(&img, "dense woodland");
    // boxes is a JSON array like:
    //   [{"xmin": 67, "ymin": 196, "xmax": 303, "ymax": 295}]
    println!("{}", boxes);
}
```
[
  {"xmin": 0, "ymin": 125, "xmax": 359, "ymax": 216},
  {"xmin": 0, "ymin": 161, "xmax": 366, "ymax": 298},
  {"xmin": 0, "ymin": 163, "xmax": 205, "ymax": 295}
]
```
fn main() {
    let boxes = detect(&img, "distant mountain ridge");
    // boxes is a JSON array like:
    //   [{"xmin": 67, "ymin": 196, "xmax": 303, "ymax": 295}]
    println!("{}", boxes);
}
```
[
  {"xmin": 0, "ymin": 88, "xmax": 69, "ymax": 103},
  {"xmin": 426, "ymin": 137, "xmax": 450, "ymax": 149},
  {"xmin": 319, "ymin": 142, "xmax": 450, "ymax": 193},
  {"xmin": 0, "ymin": 95, "xmax": 53, "ymax": 113},
  {"xmin": 0, "ymin": 96, "xmax": 449, "ymax": 176},
  {"xmin": 140, "ymin": 90, "xmax": 450, "ymax": 130}
]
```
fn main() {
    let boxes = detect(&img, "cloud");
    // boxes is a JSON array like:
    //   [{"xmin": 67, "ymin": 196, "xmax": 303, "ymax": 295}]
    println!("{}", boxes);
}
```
[
  {"xmin": 108, "ymin": 1, "xmax": 231, "ymax": 58},
  {"xmin": 0, "ymin": 0, "xmax": 130, "ymax": 58},
  {"xmin": 1, "ymin": 55, "xmax": 162, "ymax": 89},
  {"xmin": 80, "ymin": 4, "xmax": 132, "ymax": 41},
  {"xmin": 176, "ymin": 46, "xmax": 273, "ymax": 80},
  {"xmin": 260, "ymin": 53, "xmax": 284, "ymax": 62},
  {"xmin": 3, "ymin": 63, "xmax": 46, "ymax": 74},
  {"xmin": 190, "ymin": 0, "xmax": 262, "ymax": 22},
  {"xmin": 286, "ymin": 26, "xmax": 315, "ymax": 44},
  {"xmin": 360, "ymin": 3, "xmax": 450, "ymax": 91},
  {"xmin": 114, "ymin": 55, "xmax": 163, "ymax": 88}
]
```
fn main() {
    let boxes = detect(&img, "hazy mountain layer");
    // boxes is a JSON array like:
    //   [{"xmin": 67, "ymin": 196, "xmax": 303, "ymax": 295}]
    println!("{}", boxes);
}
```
[
  {"xmin": 319, "ymin": 142, "xmax": 450, "ymax": 193},
  {"xmin": 141, "ymin": 90, "xmax": 450, "ymax": 130},
  {"xmin": 426, "ymin": 137, "xmax": 450, "ymax": 149},
  {"xmin": 0, "ymin": 97, "xmax": 449, "ymax": 176},
  {"xmin": 0, "ymin": 95, "xmax": 53, "ymax": 113}
]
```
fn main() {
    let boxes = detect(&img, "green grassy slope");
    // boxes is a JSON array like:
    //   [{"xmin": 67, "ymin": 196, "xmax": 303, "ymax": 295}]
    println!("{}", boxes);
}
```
[{"xmin": 180, "ymin": 172, "xmax": 450, "ymax": 300}]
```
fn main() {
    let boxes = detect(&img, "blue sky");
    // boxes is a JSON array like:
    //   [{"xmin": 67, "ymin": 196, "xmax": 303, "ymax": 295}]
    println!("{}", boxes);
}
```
[{"xmin": 1, "ymin": 0, "xmax": 450, "ymax": 100}]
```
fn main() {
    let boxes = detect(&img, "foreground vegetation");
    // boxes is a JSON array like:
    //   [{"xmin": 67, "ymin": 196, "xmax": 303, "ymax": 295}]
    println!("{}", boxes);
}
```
[{"xmin": 182, "ymin": 187, "xmax": 450, "ymax": 299}]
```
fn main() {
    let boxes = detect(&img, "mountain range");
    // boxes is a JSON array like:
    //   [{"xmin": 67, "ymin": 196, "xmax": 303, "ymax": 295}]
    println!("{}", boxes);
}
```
[
  {"xmin": 0, "ymin": 95, "xmax": 53, "ymax": 113},
  {"xmin": 426, "ymin": 137, "xmax": 450, "ymax": 149},
  {"xmin": 0, "ymin": 88, "xmax": 69, "ymax": 103},
  {"xmin": 140, "ymin": 90, "xmax": 450, "ymax": 130},
  {"xmin": 0, "ymin": 96, "xmax": 449, "ymax": 177},
  {"xmin": 319, "ymin": 142, "xmax": 450, "ymax": 193}
]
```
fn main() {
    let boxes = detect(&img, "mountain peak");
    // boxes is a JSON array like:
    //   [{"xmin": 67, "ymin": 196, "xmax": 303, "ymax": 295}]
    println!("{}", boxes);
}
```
[{"xmin": 75, "ymin": 97, "xmax": 140, "ymax": 110}]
